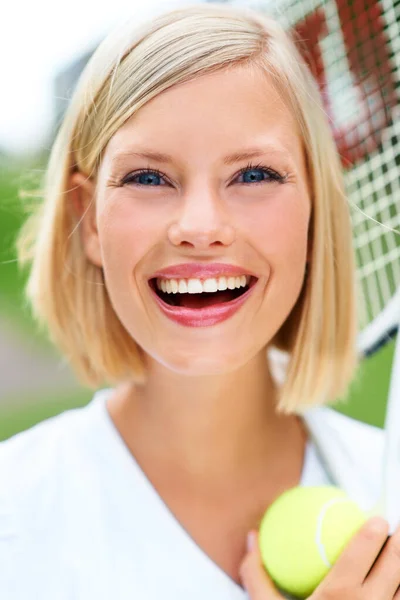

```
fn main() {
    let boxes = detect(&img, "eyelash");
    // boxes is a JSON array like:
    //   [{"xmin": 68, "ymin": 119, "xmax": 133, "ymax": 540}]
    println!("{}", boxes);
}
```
[
  {"xmin": 236, "ymin": 162, "xmax": 286, "ymax": 184},
  {"xmin": 120, "ymin": 162, "xmax": 286, "ymax": 187}
]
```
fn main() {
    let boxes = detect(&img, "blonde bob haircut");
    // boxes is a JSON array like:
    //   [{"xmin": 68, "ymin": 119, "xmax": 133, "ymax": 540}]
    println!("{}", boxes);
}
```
[{"xmin": 18, "ymin": 2, "xmax": 358, "ymax": 413}]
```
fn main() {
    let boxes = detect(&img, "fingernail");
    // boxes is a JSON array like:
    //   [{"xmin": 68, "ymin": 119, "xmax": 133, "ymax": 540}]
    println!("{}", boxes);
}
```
[
  {"xmin": 368, "ymin": 516, "xmax": 389, "ymax": 533},
  {"xmin": 247, "ymin": 530, "xmax": 256, "ymax": 552}
]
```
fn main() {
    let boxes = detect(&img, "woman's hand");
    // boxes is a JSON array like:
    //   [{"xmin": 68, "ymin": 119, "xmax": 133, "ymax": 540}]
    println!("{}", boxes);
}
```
[
  {"xmin": 239, "ymin": 517, "xmax": 400, "ymax": 599},
  {"xmin": 239, "ymin": 531, "xmax": 285, "ymax": 599}
]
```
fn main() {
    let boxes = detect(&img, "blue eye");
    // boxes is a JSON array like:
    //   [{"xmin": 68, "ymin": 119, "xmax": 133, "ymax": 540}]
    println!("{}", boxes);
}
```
[
  {"xmin": 236, "ymin": 164, "xmax": 284, "ymax": 185},
  {"xmin": 122, "ymin": 169, "xmax": 166, "ymax": 186},
  {"xmin": 121, "ymin": 163, "xmax": 285, "ymax": 188}
]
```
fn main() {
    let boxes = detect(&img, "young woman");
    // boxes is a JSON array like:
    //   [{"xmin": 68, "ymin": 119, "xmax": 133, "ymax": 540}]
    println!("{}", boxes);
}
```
[{"xmin": 1, "ymin": 3, "xmax": 399, "ymax": 599}]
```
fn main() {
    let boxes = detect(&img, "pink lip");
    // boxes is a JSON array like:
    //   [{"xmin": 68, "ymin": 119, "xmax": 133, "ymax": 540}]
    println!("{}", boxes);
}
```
[
  {"xmin": 150, "ymin": 262, "xmax": 255, "ymax": 280},
  {"xmin": 149, "ymin": 277, "xmax": 257, "ymax": 328}
]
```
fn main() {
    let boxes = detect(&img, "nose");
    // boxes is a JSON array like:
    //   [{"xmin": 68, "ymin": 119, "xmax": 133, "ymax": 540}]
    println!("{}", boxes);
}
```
[{"xmin": 167, "ymin": 186, "xmax": 236, "ymax": 249}]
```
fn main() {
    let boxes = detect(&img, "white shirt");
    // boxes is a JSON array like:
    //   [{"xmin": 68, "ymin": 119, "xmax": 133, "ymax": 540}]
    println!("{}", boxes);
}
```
[{"xmin": 0, "ymin": 389, "xmax": 385, "ymax": 600}]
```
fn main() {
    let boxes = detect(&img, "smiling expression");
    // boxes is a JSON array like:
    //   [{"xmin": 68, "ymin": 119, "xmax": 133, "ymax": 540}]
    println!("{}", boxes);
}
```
[{"xmin": 83, "ymin": 65, "xmax": 311, "ymax": 375}]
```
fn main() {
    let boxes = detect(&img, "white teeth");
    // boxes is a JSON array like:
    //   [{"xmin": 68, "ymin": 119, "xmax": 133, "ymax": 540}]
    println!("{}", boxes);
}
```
[
  {"xmin": 178, "ymin": 280, "xmax": 188, "ymax": 294},
  {"xmin": 203, "ymin": 278, "xmax": 218, "ymax": 293},
  {"xmin": 187, "ymin": 279, "xmax": 203, "ymax": 294},
  {"xmin": 218, "ymin": 276, "xmax": 228, "ymax": 290},
  {"xmin": 156, "ymin": 275, "xmax": 251, "ymax": 294}
]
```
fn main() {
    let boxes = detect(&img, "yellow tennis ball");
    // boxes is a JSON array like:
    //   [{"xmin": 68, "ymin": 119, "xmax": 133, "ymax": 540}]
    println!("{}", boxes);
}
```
[{"xmin": 259, "ymin": 486, "xmax": 367, "ymax": 599}]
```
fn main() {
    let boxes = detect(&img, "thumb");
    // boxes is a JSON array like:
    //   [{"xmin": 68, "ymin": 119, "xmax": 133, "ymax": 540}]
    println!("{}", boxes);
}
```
[{"xmin": 239, "ymin": 531, "xmax": 284, "ymax": 599}]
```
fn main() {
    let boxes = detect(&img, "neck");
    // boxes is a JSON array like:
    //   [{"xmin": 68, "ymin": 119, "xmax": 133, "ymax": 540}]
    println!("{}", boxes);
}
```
[{"xmin": 108, "ymin": 350, "xmax": 306, "ymax": 489}]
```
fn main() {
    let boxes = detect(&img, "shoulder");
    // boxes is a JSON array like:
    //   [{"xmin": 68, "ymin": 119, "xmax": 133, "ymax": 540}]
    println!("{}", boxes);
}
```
[
  {"xmin": 0, "ymin": 398, "xmax": 102, "ymax": 538},
  {"xmin": 307, "ymin": 405, "xmax": 384, "ymax": 448},
  {"xmin": 303, "ymin": 406, "xmax": 385, "ymax": 509},
  {"xmin": 0, "ymin": 406, "xmax": 79, "ymax": 584},
  {"xmin": 0, "ymin": 393, "xmax": 114, "ymax": 593},
  {"xmin": 0, "ymin": 403, "xmax": 89, "ymax": 487}
]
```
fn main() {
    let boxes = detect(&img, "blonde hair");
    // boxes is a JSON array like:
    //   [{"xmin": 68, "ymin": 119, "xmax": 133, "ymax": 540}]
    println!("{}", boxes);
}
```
[{"xmin": 17, "ymin": 2, "xmax": 358, "ymax": 412}]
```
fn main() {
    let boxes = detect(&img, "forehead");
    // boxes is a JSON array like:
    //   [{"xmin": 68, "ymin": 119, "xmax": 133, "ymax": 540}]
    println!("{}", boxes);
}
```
[{"xmin": 105, "ymin": 65, "xmax": 304, "ymax": 166}]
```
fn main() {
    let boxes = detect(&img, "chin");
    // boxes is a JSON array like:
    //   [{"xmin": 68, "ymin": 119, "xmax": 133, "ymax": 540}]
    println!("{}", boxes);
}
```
[{"xmin": 154, "ymin": 343, "xmax": 253, "ymax": 377}]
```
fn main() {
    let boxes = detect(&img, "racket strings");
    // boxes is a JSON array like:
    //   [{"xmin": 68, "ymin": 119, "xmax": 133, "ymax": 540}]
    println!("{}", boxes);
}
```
[{"xmin": 264, "ymin": 0, "xmax": 400, "ymax": 332}]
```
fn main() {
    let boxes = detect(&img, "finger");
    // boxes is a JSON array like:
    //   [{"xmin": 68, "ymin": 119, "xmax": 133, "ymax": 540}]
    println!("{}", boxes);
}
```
[
  {"xmin": 239, "ymin": 531, "xmax": 284, "ymax": 599},
  {"xmin": 319, "ymin": 517, "xmax": 389, "ymax": 590},
  {"xmin": 364, "ymin": 524, "xmax": 400, "ymax": 598}
]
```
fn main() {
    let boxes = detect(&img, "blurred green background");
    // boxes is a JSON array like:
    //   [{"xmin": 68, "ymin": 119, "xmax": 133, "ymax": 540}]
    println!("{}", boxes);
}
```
[
  {"xmin": 0, "ymin": 158, "xmax": 396, "ymax": 442},
  {"xmin": 0, "ymin": 160, "xmax": 92, "ymax": 441}
]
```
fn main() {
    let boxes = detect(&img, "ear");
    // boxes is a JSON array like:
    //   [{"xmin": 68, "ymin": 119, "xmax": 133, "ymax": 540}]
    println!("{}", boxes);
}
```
[{"xmin": 69, "ymin": 171, "xmax": 103, "ymax": 268}]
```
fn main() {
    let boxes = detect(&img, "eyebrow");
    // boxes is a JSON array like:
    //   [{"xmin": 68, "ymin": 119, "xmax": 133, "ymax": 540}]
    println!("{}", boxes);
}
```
[{"xmin": 110, "ymin": 145, "xmax": 291, "ymax": 168}]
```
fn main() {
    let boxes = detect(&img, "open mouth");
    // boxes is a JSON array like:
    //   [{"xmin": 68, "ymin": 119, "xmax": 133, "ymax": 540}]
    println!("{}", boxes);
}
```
[{"xmin": 149, "ymin": 276, "xmax": 258, "ymax": 309}]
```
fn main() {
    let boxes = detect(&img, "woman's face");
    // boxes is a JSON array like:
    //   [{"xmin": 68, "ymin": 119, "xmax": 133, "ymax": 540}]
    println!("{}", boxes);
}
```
[{"xmin": 84, "ymin": 65, "xmax": 311, "ymax": 375}]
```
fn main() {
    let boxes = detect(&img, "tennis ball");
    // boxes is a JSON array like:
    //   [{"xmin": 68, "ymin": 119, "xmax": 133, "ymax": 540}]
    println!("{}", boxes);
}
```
[{"xmin": 259, "ymin": 486, "xmax": 367, "ymax": 599}]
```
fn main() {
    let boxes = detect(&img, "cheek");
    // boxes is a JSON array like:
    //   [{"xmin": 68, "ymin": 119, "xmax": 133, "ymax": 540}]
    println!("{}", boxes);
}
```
[
  {"xmin": 95, "ymin": 197, "xmax": 166, "ymax": 342},
  {"xmin": 245, "ymin": 193, "xmax": 311, "ymax": 342},
  {"xmin": 244, "ymin": 191, "xmax": 310, "ymax": 270},
  {"xmin": 96, "ymin": 195, "xmax": 166, "ymax": 277}
]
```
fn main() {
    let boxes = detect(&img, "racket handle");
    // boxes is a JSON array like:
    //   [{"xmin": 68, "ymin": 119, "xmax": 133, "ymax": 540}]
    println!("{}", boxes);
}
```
[{"xmin": 383, "ymin": 319, "xmax": 400, "ymax": 533}]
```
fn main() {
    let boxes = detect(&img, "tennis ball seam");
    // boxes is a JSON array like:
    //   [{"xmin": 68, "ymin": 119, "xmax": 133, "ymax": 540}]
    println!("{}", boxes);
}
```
[{"xmin": 315, "ymin": 497, "xmax": 351, "ymax": 568}]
